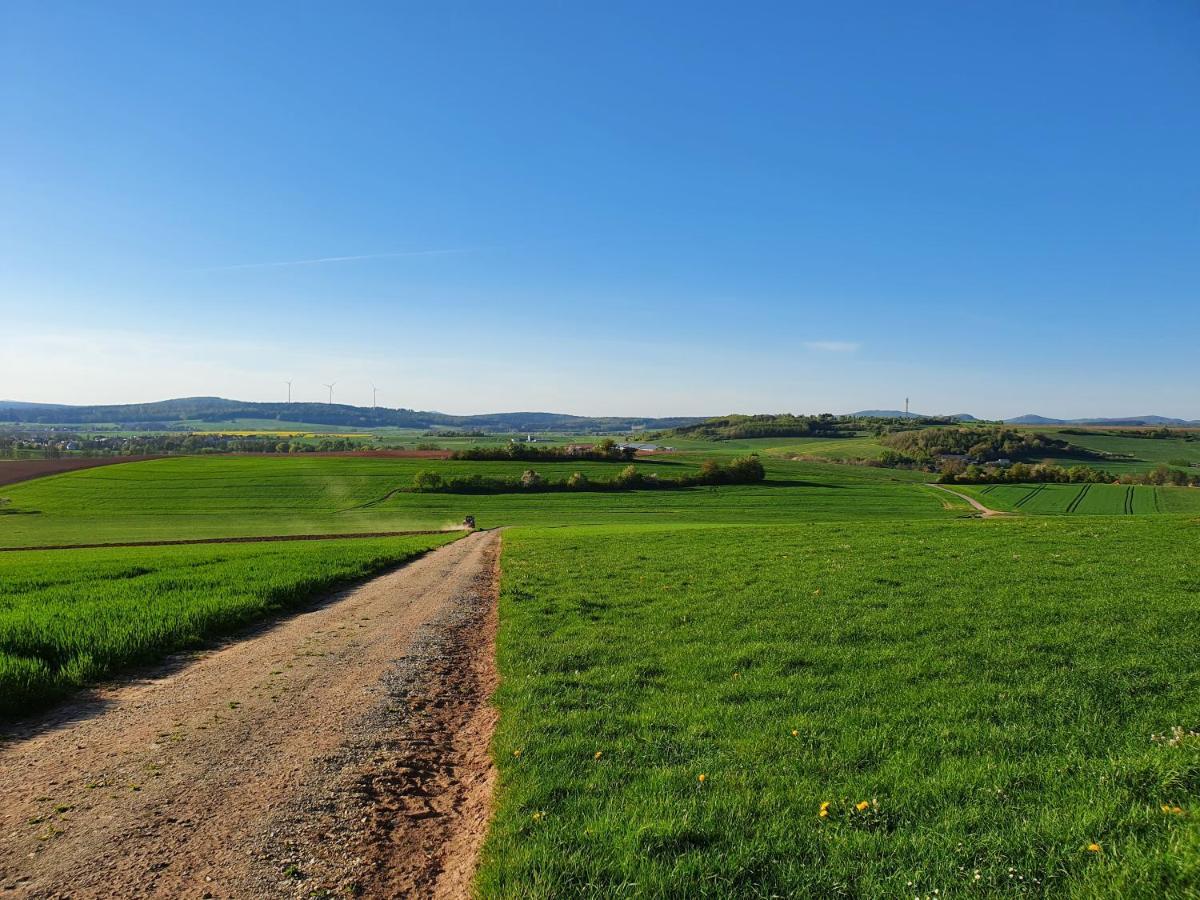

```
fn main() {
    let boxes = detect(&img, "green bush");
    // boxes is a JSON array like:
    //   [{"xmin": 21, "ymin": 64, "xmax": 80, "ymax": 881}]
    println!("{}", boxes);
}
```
[
  {"xmin": 413, "ymin": 470, "xmax": 445, "ymax": 491},
  {"xmin": 614, "ymin": 465, "xmax": 643, "ymax": 487}
]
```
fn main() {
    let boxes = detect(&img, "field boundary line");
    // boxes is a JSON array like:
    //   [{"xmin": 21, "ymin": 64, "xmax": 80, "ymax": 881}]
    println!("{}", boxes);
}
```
[{"xmin": 0, "ymin": 528, "xmax": 468, "ymax": 553}]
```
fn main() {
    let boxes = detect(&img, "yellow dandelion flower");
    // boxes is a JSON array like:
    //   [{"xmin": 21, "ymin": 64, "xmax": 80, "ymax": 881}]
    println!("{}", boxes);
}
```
[
  {"xmin": 819, "ymin": 800, "xmax": 830, "ymax": 818},
  {"xmin": 1163, "ymin": 804, "xmax": 1173, "ymax": 813},
  {"xmin": 791, "ymin": 729, "xmax": 799, "ymax": 737},
  {"xmin": 513, "ymin": 749, "xmax": 522, "ymax": 758},
  {"xmin": 697, "ymin": 773, "xmax": 706, "ymax": 783},
  {"xmin": 1173, "ymin": 807, "xmax": 1184, "ymax": 815},
  {"xmin": 856, "ymin": 801, "xmax": 870, "ymax": 811},
  {"xmin": 594, "ymin": 751, "xmax": 603, "ymax": 760},
  {"xmin": 1087, "ymin": 843, "xmax": 1101, "ymax": 853}
]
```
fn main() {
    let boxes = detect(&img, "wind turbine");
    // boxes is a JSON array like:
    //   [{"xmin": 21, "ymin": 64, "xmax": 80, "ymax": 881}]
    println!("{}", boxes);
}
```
[
  {"xmin": 324, "ymin": 382, "xmax": 336, "ymax": 405},
  {"xmin": 285, "ymin": 380, "xmax": 292, "ymax": 403},
  {"xmin": 371, "ymin": 384, "xmax": 379, "ymax": 410}
]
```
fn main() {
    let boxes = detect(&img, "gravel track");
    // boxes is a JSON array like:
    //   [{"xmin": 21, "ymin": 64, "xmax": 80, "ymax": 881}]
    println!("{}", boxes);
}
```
[
  {"xmin": 926, "ymin": 483, "xmax": 1007, "ymax": 517},
  {"xmin": 0, "ymin": 529, "xmax": 500, "ymax": 899}
]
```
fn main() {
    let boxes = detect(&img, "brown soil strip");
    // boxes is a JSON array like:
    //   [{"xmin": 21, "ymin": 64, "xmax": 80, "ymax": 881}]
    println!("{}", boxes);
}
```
[
  {"xmin": 0, "ymin": 529, "xmax": 501, "ymax": 899},
  {"xmin": 313, "ymin": 449, "xmax": 454, "ymax": 459},
  {"xmin": 0, "ymin": 528, "xmax": 466, "ymax": 554},
  {"xmin": 926, "ymin": 483, "xmax": 1007, "ymax": 517},
  {"xmin": 0, "ymin": 456, "xmax": 165, "ymax": 487}
]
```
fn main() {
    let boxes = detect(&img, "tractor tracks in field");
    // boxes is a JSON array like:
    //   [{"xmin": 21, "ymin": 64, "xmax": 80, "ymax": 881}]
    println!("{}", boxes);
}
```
[
  {"xmin": 1065, "ymin": 483, "xmax": 1092, "ymax": 514},
  {"xmin": 1012, "ymin": 483, "xmax": 1045, "ymax": 509},
  {"xmin": 0, "ymin": 529, "xmax": 501, "ymax": 899},
  {"xmin": 345, "ymin": 485, "xmax": 409, "ymax": 511}
]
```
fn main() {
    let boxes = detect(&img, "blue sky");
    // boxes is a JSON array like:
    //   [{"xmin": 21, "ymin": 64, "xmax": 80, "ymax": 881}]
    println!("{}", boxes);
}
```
[{"xmin": 2, "ymin": 1, "xmax": 1197, "ymax": 418}]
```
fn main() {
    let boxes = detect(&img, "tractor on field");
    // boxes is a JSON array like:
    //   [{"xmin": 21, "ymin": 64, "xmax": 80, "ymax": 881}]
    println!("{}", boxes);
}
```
[{"xmin": 463, "ymin": 515, "xmax": 476, "ymax": 530}]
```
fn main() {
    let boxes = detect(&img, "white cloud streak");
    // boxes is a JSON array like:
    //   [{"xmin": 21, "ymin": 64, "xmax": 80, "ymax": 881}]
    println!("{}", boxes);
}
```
[
  {"xmin": 194, "ymin": 248, "xmax": 471, "ymax": 272},
  {"xmin": 804, "ymin": 340, "xmax": 861, "ymax": 352}
]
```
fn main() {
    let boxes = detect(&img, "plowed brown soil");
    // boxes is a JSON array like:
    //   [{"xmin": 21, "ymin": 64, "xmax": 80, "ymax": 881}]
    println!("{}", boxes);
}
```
[
  {"xmin": 0, "ymin": 456, "xmax": 164, "ymax": 487},
  {"xmin": 0, "ymin": 529, "xmax": 501, "ymax": 899}
]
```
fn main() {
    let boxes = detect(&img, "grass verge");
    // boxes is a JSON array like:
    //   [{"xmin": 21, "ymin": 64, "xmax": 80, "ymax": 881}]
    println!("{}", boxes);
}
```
[
  {"xmin": 479, "ymin": 519, "xmax": 1200, "ymax": 897},
  {"xmin": 0, "ymin": 532, "xmax": 460, "ymax": 719}
]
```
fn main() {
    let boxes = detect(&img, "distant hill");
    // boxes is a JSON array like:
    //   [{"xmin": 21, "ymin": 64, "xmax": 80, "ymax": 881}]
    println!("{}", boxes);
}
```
[
  {"xmin": 0, "ymin": 399, "xmax": 70, "ymax": 409},
  {"xmin": 1005, "ymin": 414, "xmax": 1200, "ymax": 426},
  {"xmin": 850, "ymin": 409, "xmax": 925, "ymax": 419},
  {"xmin": 0, "ymin": 397, "xmax": 703, "ymax": 433},
  {"xmin": 1005, "ymin": 414, "xmax": 1065, "ymax": 425}
]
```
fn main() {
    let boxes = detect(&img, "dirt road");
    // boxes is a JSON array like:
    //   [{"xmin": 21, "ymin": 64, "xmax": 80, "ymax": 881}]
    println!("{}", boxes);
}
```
[
  {"xmin": 926, "ymin": 483, "xmax": 1006, "ymax": 517},
  {"xmin": 0, "ymin": 530, "xmax": 501, "ymax": 899}
]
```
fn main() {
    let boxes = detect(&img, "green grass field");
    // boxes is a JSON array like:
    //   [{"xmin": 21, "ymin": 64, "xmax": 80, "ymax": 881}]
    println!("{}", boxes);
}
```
[
  {"xmin": 479, "ymin": 519, "xmax": 1200, "ymax": 897},
  {"xmin": 0, "ymin": 532, "xmax": 459, "ymax": 717},
  {"xmin": 3, "ymin": 443, "xmax": 1198, "ymax": 893}
]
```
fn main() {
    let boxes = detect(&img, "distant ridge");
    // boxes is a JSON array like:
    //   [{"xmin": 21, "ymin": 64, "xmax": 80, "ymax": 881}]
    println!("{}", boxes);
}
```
[
  {"xmin": 849, "ymin": 410, "xmax": 979, "ymax": 422},
  {"xmin": 0, "ymin": 397, "xmax": 703, "ymax": 433},
  {"xmin": 1004, "ymin": 414, "xmax": 1200, "ymax": 426},
  {"xmin": 1, "ymin": 398, "xmax": 1196, "ymax": 430},
  {"xmin": 851, "ymin": 410, "xmax": 1198, "ymax": 426},
  {"xmin": 0, "ymin": 399, "xmax": 70, "ymax": 409}
]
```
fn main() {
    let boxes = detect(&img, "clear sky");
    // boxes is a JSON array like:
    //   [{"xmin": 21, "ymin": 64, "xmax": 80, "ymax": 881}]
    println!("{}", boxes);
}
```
[{"xmin": 2, "ymin": 1, "xmax": 1198, "ymax": 418}]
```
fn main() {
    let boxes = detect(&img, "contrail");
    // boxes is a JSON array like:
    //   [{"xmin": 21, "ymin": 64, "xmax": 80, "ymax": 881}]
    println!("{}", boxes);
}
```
[{"xmin": 195, "ymin": 248, "xmax": 470, "ymax": 272}]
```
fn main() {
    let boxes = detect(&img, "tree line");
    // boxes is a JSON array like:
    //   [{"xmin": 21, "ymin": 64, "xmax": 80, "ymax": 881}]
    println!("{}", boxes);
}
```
[
  {"xmin": 0, "ymin": 429, "xmax": 368, "ymax": 456},
  {"xmin": 449, "ymin": 438, "xmax": 637, "ymax": 462},
  {"xmin": 940, "ymin": 461, "xmax": 1198, "ymax": 487},
  {"xmin": 879, "ymin": 427, "xmax": 1107, "ymax": 464},
  {"xmin": 410, "ymin": 455, "xmax": 766, "ymax": 493}
]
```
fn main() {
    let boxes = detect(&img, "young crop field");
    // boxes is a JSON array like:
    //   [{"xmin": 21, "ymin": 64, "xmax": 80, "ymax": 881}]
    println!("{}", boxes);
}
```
[
  {"xmin": 656, "ymin": 434, "xmax": 887, "ymax": 460},
  {"xmin": 1039, "ymin": 429, "xmax": 1200, "ymax": 473},
  {"xmin": 0, "ymin": 532, "xmax": 459, "ymax": 717},
  {"xmin": 480, "ymin": 519, "xmax": 1200, "ymax": 897},
  {"xmin": 968, "ymin": 483, "xmax": 1200, "ymax": 516},
  {"xmin": 0, "ymin": 454, "xmax": 949, "ymax": 548}
]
